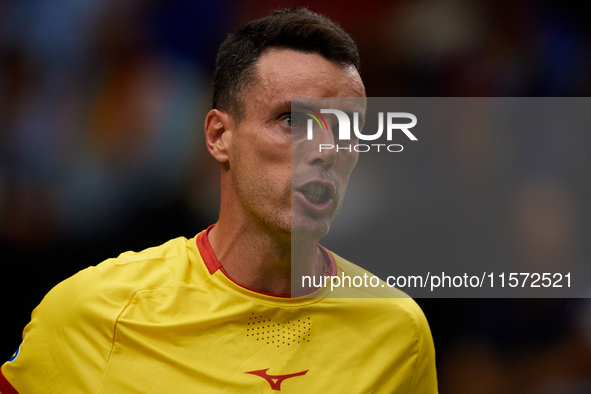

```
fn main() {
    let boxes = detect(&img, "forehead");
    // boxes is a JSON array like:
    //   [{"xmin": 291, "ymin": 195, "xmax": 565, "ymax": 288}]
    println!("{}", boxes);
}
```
[{"xmin": 246, "ymin": 48, "xmax": 365, "ymax": 112}]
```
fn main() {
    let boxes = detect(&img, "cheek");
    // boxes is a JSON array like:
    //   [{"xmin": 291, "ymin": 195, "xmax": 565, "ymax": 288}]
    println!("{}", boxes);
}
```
[
  {"xmin": 244, "ymin": 148, "xmax": 292, "ymax": 198},
  {"xmin": 233, "ymin": 132, "xmax": 288, "ymax": 169},
  {"xmin": 253, "ymin": 142, "xmax": 292, "ymax": 182},
  {"xmin": 231, "ymin": 125, "xmax": 291, "ymax": 189},
  {"xmin": 247, "ymin": 132, "xmax": 291, "ymax": 167},
  {"xmin": 339, "ymin": 152, "xmax": 358, "ymax": 180}
]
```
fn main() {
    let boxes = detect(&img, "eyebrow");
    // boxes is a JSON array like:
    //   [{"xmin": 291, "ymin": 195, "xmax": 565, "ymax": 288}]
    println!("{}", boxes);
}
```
[
  {"xmin": 279, "ymin": 99, "xmax": 321, "ymax": 111},
  {"xmin": 294, "ymin": 99, "xmax": 322, "ymax": 109}
]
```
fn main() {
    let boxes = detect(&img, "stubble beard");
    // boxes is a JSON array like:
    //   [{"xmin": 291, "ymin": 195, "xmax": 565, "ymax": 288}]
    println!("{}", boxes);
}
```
[{"xmin": 232, "ymin": 164, "xmax": 292, "ymax": 243}]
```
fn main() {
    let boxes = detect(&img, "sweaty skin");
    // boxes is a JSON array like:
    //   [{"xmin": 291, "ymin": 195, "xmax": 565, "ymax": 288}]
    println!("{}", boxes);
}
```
[{"xmin": 204, "ymin": 48, "xmax": 366, "ymax": 295}]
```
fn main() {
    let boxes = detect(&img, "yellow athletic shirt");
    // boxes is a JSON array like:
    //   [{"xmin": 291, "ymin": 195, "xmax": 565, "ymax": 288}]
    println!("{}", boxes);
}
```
[{"xmin": 1, "ymin": 227, "xmax": 437, "ymax": 393}]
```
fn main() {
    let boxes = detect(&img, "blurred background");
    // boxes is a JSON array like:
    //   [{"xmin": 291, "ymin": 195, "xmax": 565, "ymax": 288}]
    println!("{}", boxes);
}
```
[{"xmin": 1, "ymin": 0, "xmax": 590, "ymax": 392}]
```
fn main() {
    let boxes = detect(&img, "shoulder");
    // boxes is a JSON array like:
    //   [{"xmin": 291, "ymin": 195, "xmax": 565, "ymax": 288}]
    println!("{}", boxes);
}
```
[
  {"xmin": 62, "ymin": 236, "xmax": 188, "ymax": 282},
  {"xmin": 326, "ymin": 249, "xmax": 431, "ymax": 332},
  {"xmin": 0, "ymin": 236, "xmax": 204, "ymax": 393},
  {"xmin": 23, "ymin": 235, "xmax": 205, "ymax": 338},
  {"xmin": 328, "ymin": 249, "xmax": 413, "ymax": 298},
  {"xmin": 53, "ymin": 234, "xmax": 206, "ymax": 335},
  {"xmin": 326, "ymin": 250, "xmax": 438, "ymax": 392}
]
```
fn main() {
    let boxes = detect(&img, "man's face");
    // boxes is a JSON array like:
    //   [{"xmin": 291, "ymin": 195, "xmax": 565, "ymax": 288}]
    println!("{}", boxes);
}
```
[{"xmin": 228, "ymin": 48, "xmax": 365, "ymax": 241}]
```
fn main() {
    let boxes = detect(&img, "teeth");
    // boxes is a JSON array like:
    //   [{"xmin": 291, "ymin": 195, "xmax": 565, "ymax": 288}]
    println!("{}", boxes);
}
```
[
  {"xmin": 304, "ymin": 184, "xmax": 326, "ymax": 195},
  {"xmin": 302, "ymin": 184, "xmax": 328, "ymax": 204}
]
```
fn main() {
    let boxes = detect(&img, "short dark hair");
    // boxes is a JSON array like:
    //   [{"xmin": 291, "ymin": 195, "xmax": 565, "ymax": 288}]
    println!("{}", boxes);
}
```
[{"xmin": 212, "ymin": 8, "xmax": 360, "ymax": 119}]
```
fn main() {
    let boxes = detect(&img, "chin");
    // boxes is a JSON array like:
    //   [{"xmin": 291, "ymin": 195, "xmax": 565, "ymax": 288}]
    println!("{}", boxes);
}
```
[{"xmin": 290, "ymin": 219, "xmax": 331, "ymax": 241}]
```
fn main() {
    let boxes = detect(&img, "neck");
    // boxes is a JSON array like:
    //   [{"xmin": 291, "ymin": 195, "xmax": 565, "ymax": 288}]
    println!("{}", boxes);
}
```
[{"xmin": 207, "ymin": 218, "xmax": 324, "ymax": 296}]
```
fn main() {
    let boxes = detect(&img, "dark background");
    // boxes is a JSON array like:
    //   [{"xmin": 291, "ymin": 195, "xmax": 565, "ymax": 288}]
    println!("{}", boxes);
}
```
[{"xmin": 2, "ymin": 1, "xmax": 591, "ymax": 393}]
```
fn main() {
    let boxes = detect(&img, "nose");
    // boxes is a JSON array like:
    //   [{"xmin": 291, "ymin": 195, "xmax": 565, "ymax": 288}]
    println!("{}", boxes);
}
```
[{"xmin": 310, "ymin": 124, "xmax": 337, "ymax": 167}]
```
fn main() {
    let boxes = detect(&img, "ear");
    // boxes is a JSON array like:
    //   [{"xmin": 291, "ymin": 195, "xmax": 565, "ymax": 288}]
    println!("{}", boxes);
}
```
[{"xmin": 204, "ymin": 109, "xmax": 233, "ymax": 163}]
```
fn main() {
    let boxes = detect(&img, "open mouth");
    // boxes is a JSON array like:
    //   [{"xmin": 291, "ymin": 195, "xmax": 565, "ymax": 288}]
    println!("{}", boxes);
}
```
[{"xmin": 300, "ymin": 184, "xmax": 330, "ymax": 204}]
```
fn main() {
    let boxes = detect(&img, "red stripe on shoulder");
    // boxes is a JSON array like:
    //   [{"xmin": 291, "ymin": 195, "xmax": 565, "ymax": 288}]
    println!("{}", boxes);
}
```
[{"xmin": 0, "ymin": 368, "xmax": 19, "ymax": 394}]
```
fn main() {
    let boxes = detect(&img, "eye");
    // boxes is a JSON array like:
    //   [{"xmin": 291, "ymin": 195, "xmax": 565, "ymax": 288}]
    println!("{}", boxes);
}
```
[
  {"xmin": 281, "ymin": 112, "xmax": 306, "ymax": 128},
  {"xmin": 281, "ymin": 114, "xmax": 298, "ymax": 127}
]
